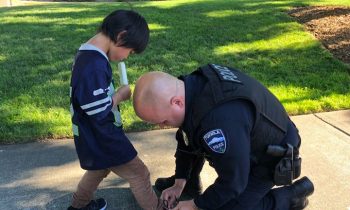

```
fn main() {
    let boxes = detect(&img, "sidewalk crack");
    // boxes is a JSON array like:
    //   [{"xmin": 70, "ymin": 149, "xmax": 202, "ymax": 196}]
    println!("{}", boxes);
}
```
[{"xmin": 313, "ymin": 114, "xmax": 350, "ymax": 137}]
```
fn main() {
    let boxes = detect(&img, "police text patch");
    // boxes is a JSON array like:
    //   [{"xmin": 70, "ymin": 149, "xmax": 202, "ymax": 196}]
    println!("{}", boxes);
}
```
[
  {"xmin": 203, "ymin": 129, "xmax": 226, "ymax": 154},
  {"xmin": 211, "ymin": 64, "xmax": 241, "ymax": 83}
]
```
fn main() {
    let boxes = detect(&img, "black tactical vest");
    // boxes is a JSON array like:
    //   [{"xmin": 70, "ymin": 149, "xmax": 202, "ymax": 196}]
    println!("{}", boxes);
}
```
[{"xmin": 191, "ymin": 64, "xmax": 290, "ymax": 162}]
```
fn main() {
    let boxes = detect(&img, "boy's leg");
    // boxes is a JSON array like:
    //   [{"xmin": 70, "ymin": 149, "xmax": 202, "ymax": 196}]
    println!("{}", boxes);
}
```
[
  {"xmin": 110, "ymin": 156, "xmax": 159, "ymax": 210},
  {"xmin": 71, "ymin": 169, "xmax": 110, "ymax": 208}
]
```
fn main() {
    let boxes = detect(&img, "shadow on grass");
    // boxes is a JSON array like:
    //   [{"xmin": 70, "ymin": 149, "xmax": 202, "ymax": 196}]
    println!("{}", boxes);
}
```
[{"xmin": 0, "ymin": 0, "xmax": 349, "ymax": 142}]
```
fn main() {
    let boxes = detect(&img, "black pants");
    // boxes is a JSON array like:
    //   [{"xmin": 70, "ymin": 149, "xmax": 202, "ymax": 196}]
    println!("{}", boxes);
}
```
[
  {"xmin": 192, "ymin": 157, "xmax": 293, "ymax": 210},
  {"xmin": 219, "ymin": 174, "xmax": 293, "ymax": 210},
  {"xmin": 211, "ymin": 123, "xmax": 302, "ymax": 209}
]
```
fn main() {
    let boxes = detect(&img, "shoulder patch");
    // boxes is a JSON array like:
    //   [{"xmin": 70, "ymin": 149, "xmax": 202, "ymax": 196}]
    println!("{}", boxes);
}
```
[{"xmin": 203, "ymin": 129, "xmax": 226, "ymax": 154}]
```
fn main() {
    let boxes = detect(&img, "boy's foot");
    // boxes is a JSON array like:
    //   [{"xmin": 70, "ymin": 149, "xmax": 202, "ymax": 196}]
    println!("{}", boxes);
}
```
[
  {"xmin": 157, "ymin": 197, "xmax": 179, "ymax": 210},
  {"xmin": 67, "ymin": 198, "xmax": 107, "ymax": 210},
  {"xmin": 155, "ymin": 175, "xmax": 202, "ymax": 198}
]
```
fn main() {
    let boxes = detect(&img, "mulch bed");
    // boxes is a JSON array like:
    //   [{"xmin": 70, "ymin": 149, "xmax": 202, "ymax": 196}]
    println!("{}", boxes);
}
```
[{"xmin": 288, "ymin": 6, "xmax": 350, "ymax": 64}]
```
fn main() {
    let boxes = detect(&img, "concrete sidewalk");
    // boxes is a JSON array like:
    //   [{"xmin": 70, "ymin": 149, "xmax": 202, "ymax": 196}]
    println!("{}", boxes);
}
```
[{"xmin": 0, "ymin": 110, "xmax": 349, "ymax": 210}]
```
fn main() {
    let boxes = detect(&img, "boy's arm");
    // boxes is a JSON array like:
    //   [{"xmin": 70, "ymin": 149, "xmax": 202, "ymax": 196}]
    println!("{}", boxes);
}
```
[{"xmin": 112, "ymin": 85, "xmax": 131, "ymax": 107}]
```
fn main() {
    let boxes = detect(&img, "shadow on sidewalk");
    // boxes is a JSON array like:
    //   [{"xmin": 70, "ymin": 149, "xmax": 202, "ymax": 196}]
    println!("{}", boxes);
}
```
[{"xmin": 46, "ymin": 187, "xmax": 142, "ymax": 210}]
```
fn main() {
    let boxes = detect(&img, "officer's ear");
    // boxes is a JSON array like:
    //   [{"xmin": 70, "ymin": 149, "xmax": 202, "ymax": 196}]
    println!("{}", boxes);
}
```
[{"xmin": 170, "ymin": 96, "xmax": 184, "ymax": 109}]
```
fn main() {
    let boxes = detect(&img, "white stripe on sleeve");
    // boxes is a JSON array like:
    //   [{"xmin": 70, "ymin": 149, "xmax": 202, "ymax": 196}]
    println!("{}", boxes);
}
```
[
  {"xmin": 85, "ymin": 100, "xmax": 112, "ymax": 115},
  {"xmin": 81, "ymin": 96, "xmax": 111, "ymax": 110}
]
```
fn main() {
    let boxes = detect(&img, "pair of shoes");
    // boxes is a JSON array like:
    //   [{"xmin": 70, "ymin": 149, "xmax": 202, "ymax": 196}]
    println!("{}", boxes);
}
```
[
  {"xmin": 289, "ymin": 177, "xmax": 314, "ymax": 210},
  {"xmin": 67, "ymin": 198, "xmax": 107, "ymax": 210},
  {"xmin": 155, "ymin": 175, "xmax": 203, "ymax": 198}
]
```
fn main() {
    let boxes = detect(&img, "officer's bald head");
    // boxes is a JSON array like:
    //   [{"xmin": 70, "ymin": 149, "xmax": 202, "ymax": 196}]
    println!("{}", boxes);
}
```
[{"xmin": 133, "ymin": 71, "xmax": 185, "ymax": 127}]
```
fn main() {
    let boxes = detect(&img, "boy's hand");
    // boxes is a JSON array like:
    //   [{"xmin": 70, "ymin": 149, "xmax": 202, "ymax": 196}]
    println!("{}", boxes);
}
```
[{"xmin": 113, "ymin": 85, "xmax": 131, "ymax": 106}]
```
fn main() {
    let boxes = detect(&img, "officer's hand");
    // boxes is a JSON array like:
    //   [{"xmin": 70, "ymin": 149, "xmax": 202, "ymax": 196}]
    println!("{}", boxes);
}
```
[
  {"xmin": 161, "ymin": 179, "xmax": 185, "ymax": 208},
  {"xmin": 170, "ymin": 200, "xmax": 198, "ymax": 210},
  {"xmin": 113, "ymin": 85, "xmax": 131, "ymax": 106}
]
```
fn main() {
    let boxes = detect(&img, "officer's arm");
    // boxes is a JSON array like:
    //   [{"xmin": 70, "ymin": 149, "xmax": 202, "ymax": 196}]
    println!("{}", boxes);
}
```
[
  {"xmin": 174, "ymin": 129, "xmax": 197, "ymax": 180},
  {"xmin": 194, "ymin": 100, "xmax": 254, "ymax": 209}
]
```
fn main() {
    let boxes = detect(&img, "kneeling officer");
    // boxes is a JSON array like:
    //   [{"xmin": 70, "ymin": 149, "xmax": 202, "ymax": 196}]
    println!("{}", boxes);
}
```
[{"xmin": 133, "ymin": 64, "xmax": 314, "ymax": 210}]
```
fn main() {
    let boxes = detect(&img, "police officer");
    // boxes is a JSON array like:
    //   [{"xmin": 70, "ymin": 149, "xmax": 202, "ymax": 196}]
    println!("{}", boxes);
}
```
[{"xmin": 133, "ymin": 64, "xmax": 314, "ymax": 210}]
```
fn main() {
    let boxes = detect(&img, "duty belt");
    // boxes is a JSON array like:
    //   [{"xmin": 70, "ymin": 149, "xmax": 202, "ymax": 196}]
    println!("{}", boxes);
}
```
[{"xmin": 266, "ymin": 143, "xmax": 301, "ymax": 185}]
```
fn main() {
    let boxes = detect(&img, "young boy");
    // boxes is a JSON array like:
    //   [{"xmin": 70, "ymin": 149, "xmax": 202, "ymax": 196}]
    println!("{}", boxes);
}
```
[{"xmin": 69, "ymin": 10, "xmax": 160, "ymax": 210}]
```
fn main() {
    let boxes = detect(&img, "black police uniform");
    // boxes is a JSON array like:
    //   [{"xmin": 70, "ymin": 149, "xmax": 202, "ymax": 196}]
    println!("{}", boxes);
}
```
[{"xmin": 174, "ymin": 64, "xmax": 302, "ymax": 210}]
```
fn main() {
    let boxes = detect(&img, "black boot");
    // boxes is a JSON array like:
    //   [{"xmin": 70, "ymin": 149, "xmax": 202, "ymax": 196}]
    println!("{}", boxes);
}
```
[
  {"xmin": 289, "ymin": 177, "xmax": 314, "ymax": 210},
  {"xmin": 155, "ymin": 175, "xmax": 203, "ymax": 198},
  {"xmin": 155, "ymin": 157, "xmax": 205, "ymax": 198},
  {"xmin": 290, "ymin": 197, "xmax": 309, "ymax": 210}
]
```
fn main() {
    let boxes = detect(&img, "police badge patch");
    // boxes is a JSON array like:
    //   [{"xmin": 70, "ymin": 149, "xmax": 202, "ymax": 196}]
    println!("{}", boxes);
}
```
[{"xmin": 203, "ymin": 129, "xmax": 226, "ymax": 153}]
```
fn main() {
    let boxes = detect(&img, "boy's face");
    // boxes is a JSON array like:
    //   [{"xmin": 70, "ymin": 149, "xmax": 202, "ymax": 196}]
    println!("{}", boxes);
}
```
[{"xmin": 108, "ymin": 44, "xmax": 134, "ymax": 61}]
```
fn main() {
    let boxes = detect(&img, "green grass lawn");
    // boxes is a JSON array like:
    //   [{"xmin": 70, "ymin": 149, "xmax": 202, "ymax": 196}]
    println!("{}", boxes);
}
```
[{"xmin": 0, "ymin": 0, "xmax": 349, "ymax": 143}]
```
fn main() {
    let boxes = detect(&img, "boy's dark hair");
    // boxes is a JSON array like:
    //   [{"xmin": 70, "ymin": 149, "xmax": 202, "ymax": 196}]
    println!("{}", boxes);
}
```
[{"xmin": 98, "ymin": 10, "xmax": 149, "ymax": 54}]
